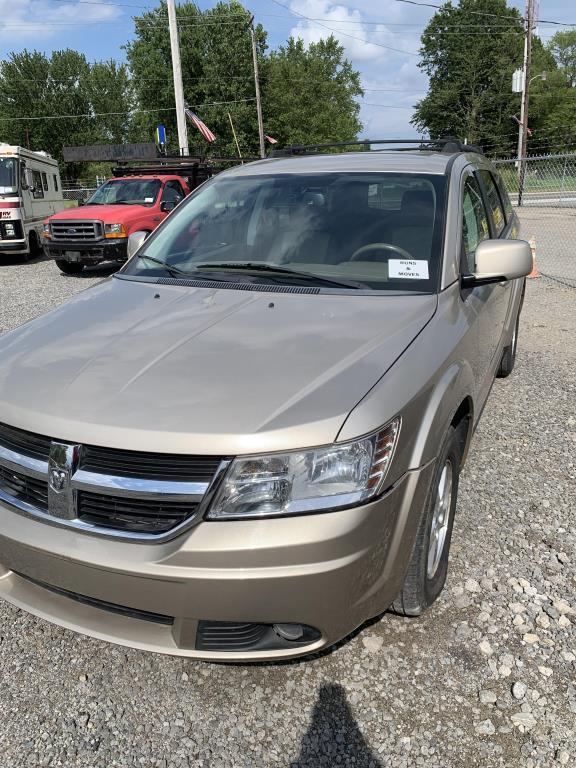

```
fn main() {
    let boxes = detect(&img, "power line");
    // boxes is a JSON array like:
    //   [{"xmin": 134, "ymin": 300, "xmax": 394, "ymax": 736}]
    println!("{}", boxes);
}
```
[
  {"xmin": 269, "ymin": 0, "xmax": 419, "ymax": 56},
  {"xmin": 0, "ymin": 97, "xmax": 257, "ymax": 122},
  {"xmin": 395, "ymin": 0, "xmax": 576, "ymax": 27}
]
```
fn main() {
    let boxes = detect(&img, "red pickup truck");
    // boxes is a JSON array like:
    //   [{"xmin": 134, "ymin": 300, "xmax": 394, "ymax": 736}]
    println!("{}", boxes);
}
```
[{"xmin": 42, "ymin": 174, "xmax": 190, "ymax": 274}]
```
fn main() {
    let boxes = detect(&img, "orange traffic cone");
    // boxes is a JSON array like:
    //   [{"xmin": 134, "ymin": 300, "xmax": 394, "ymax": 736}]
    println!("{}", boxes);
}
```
[{"xmin": 527, "ymin": 236, "xmax": 539, "ymax": 279}]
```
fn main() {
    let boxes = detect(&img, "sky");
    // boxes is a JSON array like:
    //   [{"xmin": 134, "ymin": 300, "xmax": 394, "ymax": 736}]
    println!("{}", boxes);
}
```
[{"xmin": 0, "ymin": 0, "xmax": 573, "ymax": 139}]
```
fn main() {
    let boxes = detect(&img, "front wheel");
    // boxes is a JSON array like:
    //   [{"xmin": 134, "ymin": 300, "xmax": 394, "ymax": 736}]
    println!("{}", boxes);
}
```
[
  {"xmin": 56, "ymin": 260, "xmax": 84, "ymax": 275},
  {"xmin": 391, "ymin": 422, "xmax": 466, "ymax": 617}
]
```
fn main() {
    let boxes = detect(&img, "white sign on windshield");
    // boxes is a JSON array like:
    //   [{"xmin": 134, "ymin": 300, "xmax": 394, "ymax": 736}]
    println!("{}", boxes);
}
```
[{"xmin": 389, "ymin": 259, "xmax": 429, "ymax": 280}]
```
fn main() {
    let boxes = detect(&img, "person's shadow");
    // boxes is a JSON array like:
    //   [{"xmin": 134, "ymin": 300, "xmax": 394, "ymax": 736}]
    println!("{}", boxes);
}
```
[{"xmin": 290, "ymin": 683, "xmax": 383, "ymax": 767}]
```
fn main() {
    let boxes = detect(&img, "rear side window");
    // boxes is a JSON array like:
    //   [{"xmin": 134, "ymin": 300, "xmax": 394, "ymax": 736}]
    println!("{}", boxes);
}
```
[
  {"xmin": 478, "ymin": 170, "xmax": 505, "ymax": 236},
  {"xmin": 41, "ymin": 172, "xmax": 48, "ymax": 192},
  {"xmin": 53, "ymin": 174, "xmax": 59, "ymax": 192},
  {"xmin": 494, "ymin": 172, "xmax": 513, "ymax": 222},
  {"xmin": 462, "ymin": 175, "xmax": 490, "ymax": 273}
]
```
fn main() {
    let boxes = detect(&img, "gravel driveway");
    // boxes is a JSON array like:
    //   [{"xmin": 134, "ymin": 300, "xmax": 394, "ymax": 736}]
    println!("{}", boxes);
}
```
[{"xmin": 0, "ymin": 258, "xmax": 574, "ymax": 768}]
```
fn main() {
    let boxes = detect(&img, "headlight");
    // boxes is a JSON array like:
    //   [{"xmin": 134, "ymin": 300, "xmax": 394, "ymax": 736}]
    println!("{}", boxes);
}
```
[
  {"xmin": 104, "ymin": 223, "xmax": 127, "ymax": 237},
  {"xmin": 208, "ymin": 418, "xmax": 400, "ymax": 520},
  {"xmin": 5, "ymin": 223, "xmax": 15, "ymax": 236},
  {"xmin": 42, "ymin": 223, "xmax": 50, "ymax": 239}
]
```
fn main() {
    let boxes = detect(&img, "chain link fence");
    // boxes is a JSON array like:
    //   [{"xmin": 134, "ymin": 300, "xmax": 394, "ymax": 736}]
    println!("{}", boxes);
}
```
[
  {"xmin": 61, "ymin": 187, "xmax": 97, "ymax": 207},
  {"xmin": 494, "ymin": 154, "xmax": 576, "ymax": 288}
]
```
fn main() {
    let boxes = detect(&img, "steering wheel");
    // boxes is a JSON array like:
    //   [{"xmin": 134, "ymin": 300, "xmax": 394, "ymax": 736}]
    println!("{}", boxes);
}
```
[{"xmin": 350, "ymin": 243, "xmax": 413, "ymax": 261}]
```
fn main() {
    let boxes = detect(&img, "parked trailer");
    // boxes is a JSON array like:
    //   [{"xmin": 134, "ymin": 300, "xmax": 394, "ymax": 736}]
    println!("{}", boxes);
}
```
[{"xmin": 0, "ymin": 144, "xmax": 65, "ymax": 261}]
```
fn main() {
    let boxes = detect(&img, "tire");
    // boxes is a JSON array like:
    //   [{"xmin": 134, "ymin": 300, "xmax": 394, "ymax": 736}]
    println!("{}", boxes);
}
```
[
  {"xmin": 23, "ymin": 232, "xmax": 41, "ymax": 262},
  {"xmin": 391, "ymin": 422, "xmax": 466, "ymax": 617},
  {"xmin": 56, "ymin": 260, "xmax": 84, "ymax": 275},
  {"xmin": 497, "ymin": 310, "xmax": 519, "ymax": 378}
]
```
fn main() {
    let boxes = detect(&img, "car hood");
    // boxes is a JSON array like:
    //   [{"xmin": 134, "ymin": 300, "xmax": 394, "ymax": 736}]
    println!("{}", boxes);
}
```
[
  {"xmin": 47, "ymin": 204, "xmax": 150, "ymax": 223},
  {"xmin": 0, "ymin": 279, "xmax": 436, "ymax": 455}
]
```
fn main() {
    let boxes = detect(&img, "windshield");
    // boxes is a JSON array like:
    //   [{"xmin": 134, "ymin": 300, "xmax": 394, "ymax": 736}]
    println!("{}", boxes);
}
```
[
  {"xmin": 86, "ymin": 179, "xmax": 161, "ymax": 206},
  {"xmin": 121, "ymin": 172, "xmax": 446, "ymax": 292},
  {"xmin": 0, "ymin": 157, "xmax": 18, "ymax": 195}
]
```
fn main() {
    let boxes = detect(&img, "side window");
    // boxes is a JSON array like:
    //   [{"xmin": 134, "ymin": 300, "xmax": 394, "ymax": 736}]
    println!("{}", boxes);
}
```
[
  {"xmin": 494, "ymin": 172, "xmax": 513, "ymax": 222},
  {"xmin": 32, "ymin": 170, "xmax": 44, "ymax": 199},
  {"xmin": 462, "ymin": 175, "xmax": 489, "ymax": 273},
  {"xmin": 161, "ymin": 181, "xmax": 184, "ymax": 204},
  {"xmin": 478, "ymin": 170, "xmax": 505, "ymax": 236},
  {"xmin": 41, "ymin": 172, "xmax": 48, "ymax": 192},
  {"xmin": 53, "ymin": 174, "xmax": 59, "ymax": 192}
]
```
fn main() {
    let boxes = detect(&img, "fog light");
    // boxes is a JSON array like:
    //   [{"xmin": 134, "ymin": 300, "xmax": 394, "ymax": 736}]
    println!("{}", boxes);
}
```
[{"xmin": 273, "ymin": 623, "xmax": 305, "ymax": 641}]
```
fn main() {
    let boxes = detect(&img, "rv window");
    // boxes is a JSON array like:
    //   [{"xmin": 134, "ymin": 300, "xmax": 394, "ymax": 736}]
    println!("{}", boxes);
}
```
[
  {"xmin": 53, "ymin": 174, "xmax": 59, "ymax": 192},
  {"xmin": 0, "ymin": 157, "xmax": 18, "ymax": 194},
  {"xmin": 42, "ymin": 172, "xmax": 48, "ymax": 192},
  {"xmin": 32, "ymin": 170, "xmax": 44, "ymax": 199}
]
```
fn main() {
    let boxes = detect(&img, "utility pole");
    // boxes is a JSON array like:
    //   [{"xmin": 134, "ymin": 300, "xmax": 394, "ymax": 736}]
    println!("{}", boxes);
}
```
[
  {"xmin": 167, "ymin": 0, "xmax": 189, "ymax": 156},
  {"xmin": 249, "ymin": 17, "xmax": 266, "ymax": 159},
  {"xmin": 517, "ymin": 0, "xmax": 535, "ymax": 206}
]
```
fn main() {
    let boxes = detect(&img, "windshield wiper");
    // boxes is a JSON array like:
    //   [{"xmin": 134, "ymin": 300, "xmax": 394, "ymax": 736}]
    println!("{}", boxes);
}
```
[
  {"xmin": 191, "ymin": 262, "xmax": 367, "ymax": 290},
  {"xmin": 136, "ymin": 254, "xmax": 197, "ymax": 279},
  {"xmin": 135, "ymin": 254, "xmax": 234, "ymax": 282}
]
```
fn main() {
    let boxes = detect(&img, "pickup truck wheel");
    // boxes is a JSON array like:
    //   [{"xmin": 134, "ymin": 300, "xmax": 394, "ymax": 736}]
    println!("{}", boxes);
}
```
[
  {"xmin": 56, "ymin": 260, "xmax": 84, "ymax": 275},
  {"xmin": 497, "ymin": 311, "xmax": 519, "ymax": 378},
  {"xmin": 391, "ymin": 423, "xmax": 465, "ymax": 617}
]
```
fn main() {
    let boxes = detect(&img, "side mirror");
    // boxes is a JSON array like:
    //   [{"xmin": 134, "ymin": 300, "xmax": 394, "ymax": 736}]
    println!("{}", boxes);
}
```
[
  {"xmin": 462, "ymin": 239, "xmax": 532, "ymax": 287},
  {"xmin": 77, "ymin": 199, "xmax": 84, "ymax": 207},
  {"xmin": 160, "ymin": 200, "xmax": 176, "ymax": 213},
  {"xmin": 127, "ymin": 230, "xmax": 149, "ymax": 259}
]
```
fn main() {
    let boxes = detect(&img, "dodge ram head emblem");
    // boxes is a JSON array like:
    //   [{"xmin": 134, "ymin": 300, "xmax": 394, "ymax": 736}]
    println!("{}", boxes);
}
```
[
  {"xmin": 47, "ymin": 442, "xmax": 81, "ymax": 519},
  {"xmin": 49, "ymin": 466, "xmax": 68, "ymax": 492}
]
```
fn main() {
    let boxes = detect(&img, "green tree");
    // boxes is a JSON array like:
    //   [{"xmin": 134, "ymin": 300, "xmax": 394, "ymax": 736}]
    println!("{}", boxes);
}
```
[
  {"xmin": 412, "ymin": 0, "xmax": 527, "ymax": 154},
  {"xmin": 262, "ymin": 36, "xmax": 363, "ymax": 147},
  {"xmin": 548, "ymin": 30, "xmax": 576, "ymax": 85},
  {"xmin": 0, "ymin": 49, "xmax": 133, "ymax": 177},
  {"xmin": 126, "ymin": 0, "xmax": 266, "ymax": 156}
]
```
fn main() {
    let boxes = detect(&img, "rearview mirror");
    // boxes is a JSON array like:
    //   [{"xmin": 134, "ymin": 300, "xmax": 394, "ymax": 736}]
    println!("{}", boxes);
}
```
[
  {"xmin": 127, "ymin": 230, "xmax": 149, "ymax": 259},
  {"xmin": 462, "ymin": 239, "xmax": 532, "ymax": 287}
]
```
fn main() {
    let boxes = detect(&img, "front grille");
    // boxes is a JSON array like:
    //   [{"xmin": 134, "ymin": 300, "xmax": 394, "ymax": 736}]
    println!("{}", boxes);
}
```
[
  {"xmin": 16, "ymin": 572, "xmax": 174, "ymax": 625},
  {"xmin": 50, "ymin": 220, "xmax": 102, "ymax": 241},
  {"xmin": 81, "ymin": 445, "xmax": 222, "ymax": 482},
  {"xmin": 0, "ymin": 421, "xmax": 219, "ymax": 537},
  {"xmin": 0, "ymin": 464, "xmax": 48, "ymax": 509},
  {"xmin": 77, "ymin": 490, "xmax": 198, "ymax": 534},
  {"xmin": 0, "ymin": 422, "xmax": 51, "ymax": 462}
]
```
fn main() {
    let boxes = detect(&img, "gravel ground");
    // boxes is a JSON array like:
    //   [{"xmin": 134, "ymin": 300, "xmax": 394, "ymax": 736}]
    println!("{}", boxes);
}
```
[{"xmin": 0, "ymin": 257, "xmax": 574, "ymax": 768}]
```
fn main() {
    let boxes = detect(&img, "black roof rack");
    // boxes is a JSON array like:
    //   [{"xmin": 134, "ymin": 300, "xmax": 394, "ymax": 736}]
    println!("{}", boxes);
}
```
[
  {"xmin": 270, "ymin": 138, "xmax": 483, "ymax": 157},
  {"xmin": 110, "ymin": 154, "xmax": 255, "ymax": 189}
]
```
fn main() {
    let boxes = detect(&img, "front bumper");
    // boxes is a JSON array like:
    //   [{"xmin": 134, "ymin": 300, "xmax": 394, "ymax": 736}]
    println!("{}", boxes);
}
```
[
  {"xmin": 0, "ymin": 239, "xmax": 28, "ymax": 255},
  {"xmin": 43, "ymin": 238, "xmax": 128, "ymax": 265},
  {"xmin": 0, "ymin": 462, "xmax": 433, "ymax": 660}
]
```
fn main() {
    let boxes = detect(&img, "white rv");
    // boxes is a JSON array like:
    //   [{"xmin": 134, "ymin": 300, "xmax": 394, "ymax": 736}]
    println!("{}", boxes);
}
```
[{"xmin": 0, "ymin": 144, "xmax": 65, "ymax": 260}]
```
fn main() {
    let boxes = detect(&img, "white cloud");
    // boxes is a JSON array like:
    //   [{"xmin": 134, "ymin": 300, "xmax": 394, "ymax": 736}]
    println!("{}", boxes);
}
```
[
  {"xmin": 284, "ymin": 0, "xmax": 432, "ymax": 137},
  {"xmin": 0, "ymin": 0, "xmax": 121, "ymax": 43}
]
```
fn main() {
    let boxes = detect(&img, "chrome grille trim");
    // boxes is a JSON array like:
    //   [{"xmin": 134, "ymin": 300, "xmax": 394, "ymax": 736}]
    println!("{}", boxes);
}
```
[
  {"xmin": 0, "ymin": 443, "xmax": 48, "ymax": 479},
  {"xmin": 72, "ymin": 469, "xmax": 208, "ymax": 500},
  {"xmin": 0, "ymin": 433, "xmax": 229, "ymax": 541},
  {"xmin": 50, "ymin": 220, "xmax": 103, "ymax": 241}
]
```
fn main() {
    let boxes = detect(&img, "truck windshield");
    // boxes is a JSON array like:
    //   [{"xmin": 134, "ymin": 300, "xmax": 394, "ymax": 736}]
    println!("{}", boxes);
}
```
[
  {"xmin": 86, "ymin": 179, "xmax": 161, "ymax": 207},
  {"xmin": 0, "ymin": 157, "xmax": 18, "ymax": 195},
  {"xmin": 121, "ymin": 172, "xmax": 446, "ymax": 292}
]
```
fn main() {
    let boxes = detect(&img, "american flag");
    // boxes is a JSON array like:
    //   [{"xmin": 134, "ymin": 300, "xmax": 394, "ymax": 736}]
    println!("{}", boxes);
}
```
[
  {"xmin": 184, "ymin": 108, "xmax": 216, "ymax": 142},
  {"xmin": 265, "ymin": 135, "xmax": 278, "ymax": 145}
]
